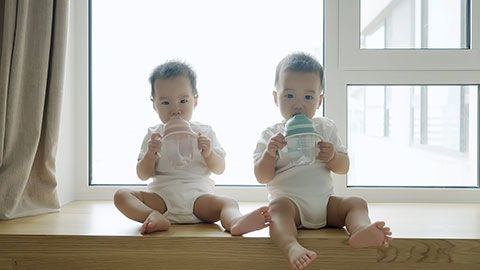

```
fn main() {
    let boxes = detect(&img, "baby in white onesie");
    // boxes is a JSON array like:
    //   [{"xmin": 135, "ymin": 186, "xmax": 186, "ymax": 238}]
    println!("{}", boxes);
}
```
[
  {"xmin": 138, "ymin": 121, "xmax": 224, "ymax": 224},
  {"xmin": 254, "ymin": 117, "xmax": 347, "ymax": 229},
  {"xmin": 114, "ymin": 60, "xmax": 271, "ymax": 235},
  {"xmin": 253, "ymin": 52, "xmax": 392, "ymax": 270}
]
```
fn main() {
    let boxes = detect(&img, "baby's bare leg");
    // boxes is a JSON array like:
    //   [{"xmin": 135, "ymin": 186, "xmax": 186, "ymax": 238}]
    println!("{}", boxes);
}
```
[
  {"xmin": 113, "ymin": 188, "xmax": 170, "ymax": 233},
  {"xmin": 326, "ymin": 196, "xmax": 392, "ymax": 248},
  {"xmin": 269, "ymin": 198, "xmax": 317, "ymax": 270},
  {"xmin": 193, "ymin": 194, "xmax": 271, "ymax": 236}
]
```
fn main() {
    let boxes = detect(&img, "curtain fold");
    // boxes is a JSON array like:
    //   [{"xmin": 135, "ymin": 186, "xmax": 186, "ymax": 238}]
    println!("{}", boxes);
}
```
[{"xmin": 0, "ymin": 0, "xmax": 69, "ymax": 220}]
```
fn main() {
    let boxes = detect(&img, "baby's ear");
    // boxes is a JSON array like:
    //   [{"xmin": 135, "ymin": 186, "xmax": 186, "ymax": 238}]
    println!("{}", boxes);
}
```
[
  {"xmin": 272, "ymin": 91, "xmax": 279, "ymax": 106},
  {"xmin": 194, "ymin": 97, "xmax": 198, "ymax": 108},
  {"xmin": 317, "ymin": 93, "xmax": 324, "ymax": 109},
  {"xmin": 152, "ymin": 102, "xmax": 157, "ymax": 112}
]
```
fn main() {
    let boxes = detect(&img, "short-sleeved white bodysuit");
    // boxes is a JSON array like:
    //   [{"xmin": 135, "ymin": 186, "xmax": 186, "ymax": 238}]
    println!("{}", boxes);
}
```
[
  {"xmin": 138, "ymin": 121, "xmax": 226, "ymax": 224},
  {"xmin": 254, "ymin": 117, "xmax": 347, "ymax": 228}
]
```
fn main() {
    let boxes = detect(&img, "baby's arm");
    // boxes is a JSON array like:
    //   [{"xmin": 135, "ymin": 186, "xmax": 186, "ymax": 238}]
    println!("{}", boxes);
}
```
[
  {"xmin": 317, "ymin": 141, "xmax": 350, "ymax": 174},
  {"xmin": 327, "ymin": 152, "xmax": 349, "ymax": 174},
  {"xmin": 254, "ymin": 133, "xmax": 286, "ymax": 184},
  {"xmin": 198, "ymin": 132, "xmax": 225, "ymax": 175},
  {"xmin": 136, "ymin": 133, "xmax": 162, "ymax": 180}
]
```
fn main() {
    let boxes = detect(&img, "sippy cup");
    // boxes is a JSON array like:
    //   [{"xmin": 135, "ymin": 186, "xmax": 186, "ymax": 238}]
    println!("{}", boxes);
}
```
[
  {"xmin": 284, "ymin": 114, "xmax": 323, "ymax": 166},
  {"xmin": 161, "ymin": 116, "xmax": 197, "ymax": 168}
]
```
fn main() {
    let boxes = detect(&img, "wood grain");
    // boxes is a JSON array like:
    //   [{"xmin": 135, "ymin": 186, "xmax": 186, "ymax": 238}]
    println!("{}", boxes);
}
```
[{"xmin": 0, "ymin": 201, "xmax": 479, "ymax": 270}]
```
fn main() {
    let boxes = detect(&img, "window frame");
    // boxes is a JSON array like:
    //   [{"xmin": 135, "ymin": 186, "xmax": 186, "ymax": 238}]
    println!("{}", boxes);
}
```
[
  {"xmin": 340, "ymin": 0, "xmax": 480, "ymax": 70},
  {"xmin": 325, "ymin": 0, "xmax": 480, "ymax": 202},
  {"xmin": 69, "ymin": 0, "xmax": 480, "ymax": 202}
]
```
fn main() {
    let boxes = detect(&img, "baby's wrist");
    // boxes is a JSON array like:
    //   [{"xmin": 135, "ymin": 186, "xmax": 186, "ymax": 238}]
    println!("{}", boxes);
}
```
[
  {"xmin": 146, "ymin": 151, "xmax": 158, "ymax": 160},
  {"xmin": 264, "ymin": 150, "xmax": 276, "ymax": 159},
  {"xmin": 202, "ymin": 149, "xmax": 213, "ymax": 159},
  {"xmin": 326, "ymin": 151, "xmax": 336, "ymax": 163}
]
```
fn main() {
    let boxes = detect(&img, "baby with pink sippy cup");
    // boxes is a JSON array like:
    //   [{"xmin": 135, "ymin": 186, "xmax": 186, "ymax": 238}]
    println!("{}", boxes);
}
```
[{"xmin": 114, "ymin": 60, "xmax": 271, "ymax": 235}]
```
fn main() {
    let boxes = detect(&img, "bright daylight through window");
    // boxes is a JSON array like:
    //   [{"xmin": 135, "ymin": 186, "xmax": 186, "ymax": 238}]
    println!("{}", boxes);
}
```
[
  {"xmin": 90, "ymin": 0, "xmax": 324, "ymax": 185},
  {"xmin": 346, "ymin": 0, "xmax": 478, "ymax": 188},
  {"xmin": 361, "ymin": 0, "xmax": 469, "ymax": 49},
  {"xmin": 348, "ymin": 85, "xmax": 478, "ymax": 187}
]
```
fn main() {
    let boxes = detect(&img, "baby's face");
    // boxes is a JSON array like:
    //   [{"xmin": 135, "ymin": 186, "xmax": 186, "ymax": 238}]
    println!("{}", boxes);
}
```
[
  {"xmin": 152, "ymin": 75, "xmax": 197, "ymax": 123},
  {"xmin": 274, "ymin": 70, "xmax": 323, "ymax": 121}
]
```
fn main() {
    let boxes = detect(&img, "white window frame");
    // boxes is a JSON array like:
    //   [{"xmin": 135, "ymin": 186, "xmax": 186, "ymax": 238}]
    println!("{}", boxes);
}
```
[
  {"xmin": 63, "ymin": 0, "xmax": 480, "ymax": 203},
  {"xmin": 339, "ymin": 0, "xmax": 480, "ymax": 70},
  {"xmin": 325, "ymin": 0, "xmax": 480, "ymax": 202}
]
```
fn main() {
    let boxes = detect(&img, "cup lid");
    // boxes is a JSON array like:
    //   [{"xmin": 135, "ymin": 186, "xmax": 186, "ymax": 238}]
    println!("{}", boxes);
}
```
[
  {"xmin": 284, "ymin": 114, "xmax": 320, "ymax": 138},
  {"xmin": 163, "ymin": 116, "xmax": 196, "ymax": 139}
]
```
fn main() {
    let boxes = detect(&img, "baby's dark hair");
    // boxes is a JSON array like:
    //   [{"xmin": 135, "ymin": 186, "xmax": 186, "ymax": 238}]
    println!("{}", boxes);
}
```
[
  {"xmin": 149, "ymin": 60, "xmax": 198, "ymax": 101},
  {"xmin": 274, "ymin": 52, "xmax": 324, "ymax": 90}
]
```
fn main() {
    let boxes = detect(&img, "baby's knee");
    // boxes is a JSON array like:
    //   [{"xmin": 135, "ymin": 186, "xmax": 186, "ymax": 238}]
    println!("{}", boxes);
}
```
[
  {"xmin": 113, "ymin": 188, "xmax": 134, "ymax": 204},
  {"xmin": 202, "ymin": 194, "xmax": 238, "ymax": 210},
  {"xmin": 269, "ymin": 198, "xmax": 296, "ymax": 215},
  {"xmin": 345, "ymin": 196, "xmax": 368, "ymax": 210}
]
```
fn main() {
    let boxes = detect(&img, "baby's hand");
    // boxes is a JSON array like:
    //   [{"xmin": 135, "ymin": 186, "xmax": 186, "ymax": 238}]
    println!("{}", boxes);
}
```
[
  {"xmin": 266, "ymin": 133, "xmax": 286, "ymax": 158},
  {"xmin": 317, "ymin": 141, "xmax": 335, "ymax": 162},
  {"xmin": 197, "ymin": 132, "xmax": 212, "ymax": 158},
  {"xmin": 147, "ymin": 133, "xmax": 162, "ymax": 158}
]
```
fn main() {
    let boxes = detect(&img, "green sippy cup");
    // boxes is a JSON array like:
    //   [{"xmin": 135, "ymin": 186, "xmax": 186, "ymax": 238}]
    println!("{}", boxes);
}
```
[{"xmin": 284, "ymin": 114, "xmax": 323, "ymax": 166}]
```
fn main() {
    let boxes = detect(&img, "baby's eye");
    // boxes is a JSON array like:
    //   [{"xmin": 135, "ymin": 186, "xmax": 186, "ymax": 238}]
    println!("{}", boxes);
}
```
[
  {"xmin": 180, "ymin": 99, "xmax": 188, "ymax": 104},
  {"xmin": 161, "ymin": 101, "xmax": 170, "ymax": 105},
  {"xmin": 305, "ymin": 95, "xmax": 313, "ymax": 100},
  {"xmin": 285, "ymin": 94, "xmax": 294, "ymax": 99}
]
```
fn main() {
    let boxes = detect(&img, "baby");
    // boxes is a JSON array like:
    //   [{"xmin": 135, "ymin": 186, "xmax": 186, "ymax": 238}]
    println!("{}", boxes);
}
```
[
  {"xmin": 253, "ymin": 53, "xmax": 392, "ymax": 269},
  {"xmin": 114, "ymin": 60, "xmax": 271, "ymax": 235}
]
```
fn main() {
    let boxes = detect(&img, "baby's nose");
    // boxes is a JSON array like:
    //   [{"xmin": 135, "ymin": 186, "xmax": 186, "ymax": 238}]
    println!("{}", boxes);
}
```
[{"xmin": 293, "ymin": 102, "xmax": 303, "ymax": 109}]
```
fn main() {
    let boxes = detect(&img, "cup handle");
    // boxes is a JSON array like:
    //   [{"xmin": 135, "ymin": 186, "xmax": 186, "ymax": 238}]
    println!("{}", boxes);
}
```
[{"xmin": 315, "ymin": 136, "xmax": 322, "ymax": 157}]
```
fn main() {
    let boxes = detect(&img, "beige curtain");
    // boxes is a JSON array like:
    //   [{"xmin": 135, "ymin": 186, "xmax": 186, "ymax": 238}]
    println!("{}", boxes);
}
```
[{"xmin": 0, "ymin": 0, "xmax": 69, "ymax": 220}]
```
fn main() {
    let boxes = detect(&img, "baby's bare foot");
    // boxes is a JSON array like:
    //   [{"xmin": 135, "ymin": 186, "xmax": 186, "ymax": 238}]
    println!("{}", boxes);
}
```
[
  {"xmin": 230, "ymin": 206, "xmax": 271, "ymax": 236},
  {"xmin": 140, "ymin": 211, "xmax": 171, "ymax": 234},
  {"xmin": 287, "ymin": 243, "xmax": 317, "ymax": 270},
  {"xmin": 349, "ymin": 221, "xmax": 392, "ymax": 248}
]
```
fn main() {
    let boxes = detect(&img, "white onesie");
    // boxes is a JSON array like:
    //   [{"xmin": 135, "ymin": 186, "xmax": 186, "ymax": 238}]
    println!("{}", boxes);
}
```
[
  {"xmin": 138, "ymin": 121, "xmax": 226, "ymax": 224},
  {"xmin": 253, "ymin": 117, "xmax": 347, "ymax": 229}
]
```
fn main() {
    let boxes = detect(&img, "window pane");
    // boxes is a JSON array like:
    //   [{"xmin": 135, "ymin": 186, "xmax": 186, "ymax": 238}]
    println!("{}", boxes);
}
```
[
  {"xmin": 361, "ymin": 0, "xmax": 469, "ymax": 49},
  {"xmin": 347, "ymin": 85, "xmax": 478, "ymax": 187},
  {"xmin": 91, "ymin": 0, "xmax": 324, "ymax": 185}
]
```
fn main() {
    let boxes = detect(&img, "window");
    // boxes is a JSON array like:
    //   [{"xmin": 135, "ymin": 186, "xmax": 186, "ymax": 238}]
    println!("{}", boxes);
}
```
[
  {"xmin": 361, "ymin": 0, "xmax": 469, "ymax": 49},
  {"xmin": 67, "ymin": 0, "xmax": 480, "ymax": 202},
  {"xmin": 90, "ymin": 0, "xmax": 324, "ymax": 186},
  {"xmin": 325, "ymin": 0, "xmax": 480, "ymax": 202},
  {"xmin": 348, "ymin": 85, "xmax": 477, "ymax": 187}
]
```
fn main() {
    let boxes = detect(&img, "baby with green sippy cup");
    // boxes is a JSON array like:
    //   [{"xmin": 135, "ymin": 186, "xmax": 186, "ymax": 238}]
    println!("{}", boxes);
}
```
[
  {"xmin": 253, "ymin": 52, "xmax": 392, "ymax": 270},
  {"xmin": 114, "ymin": 60, "xmax": 271, "ymax": 235}
]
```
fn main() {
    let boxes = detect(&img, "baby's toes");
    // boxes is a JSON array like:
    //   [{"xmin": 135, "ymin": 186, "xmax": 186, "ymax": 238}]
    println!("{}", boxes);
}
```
[
  {"xmin": 294, "ymin": 259, "xmax": 304, "ymax": 270},
  {"xmin": 298, "ymin": 257, "xmax": 308, "ymax": 268},
  {"xmin": 375, "ymin": 221, "xmax": 386, "ymax": 229},
  {"xmin": 140, "ymin": 223, "xmax": 148, "ymax": 234}
]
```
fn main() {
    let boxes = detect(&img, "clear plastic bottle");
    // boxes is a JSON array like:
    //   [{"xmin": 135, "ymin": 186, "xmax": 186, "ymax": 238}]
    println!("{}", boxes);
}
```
[
  {"xmin": 284, "ymin": 114, "xmax": 322, "ymax": 166},
  {"xmin": 161, "ymin": 116, "xmax": 197, "ymax": 168},
  {"xmin": 286, "ymin": 134, "xmax": 320, "ymax": 166}
]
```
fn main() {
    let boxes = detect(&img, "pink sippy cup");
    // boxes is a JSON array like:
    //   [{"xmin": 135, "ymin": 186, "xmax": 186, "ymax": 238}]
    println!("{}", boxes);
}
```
[{"xmin": 161, "ymin": 116, "xmax": 197, "ymax": 168}]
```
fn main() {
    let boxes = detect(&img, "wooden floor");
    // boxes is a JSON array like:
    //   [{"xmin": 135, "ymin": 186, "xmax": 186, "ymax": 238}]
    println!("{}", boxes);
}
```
[{"xmin": 1, "ymin": 201, "xmax": 480, "ymax": 270}]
